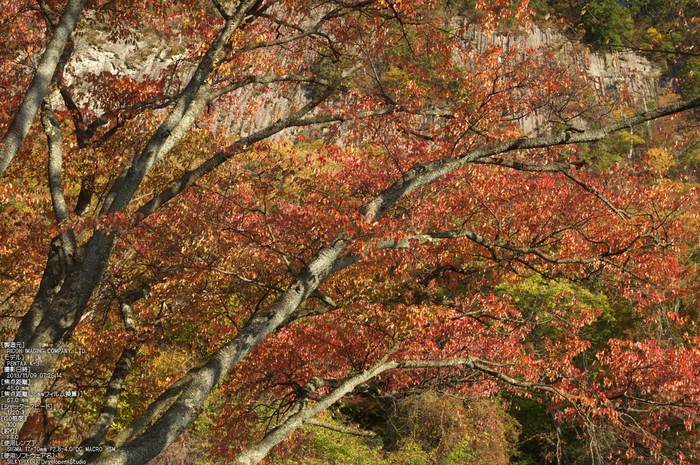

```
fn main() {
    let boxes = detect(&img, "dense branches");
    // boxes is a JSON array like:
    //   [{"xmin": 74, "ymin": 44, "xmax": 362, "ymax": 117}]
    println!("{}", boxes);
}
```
[{"xmin": 1, "ymin": 1, "xmax": 700, "ymax": 464}]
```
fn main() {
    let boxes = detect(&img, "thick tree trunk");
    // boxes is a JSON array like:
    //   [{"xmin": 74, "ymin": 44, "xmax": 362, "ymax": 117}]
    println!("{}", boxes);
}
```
[
  {"xmin": 88, "ymin": 241, "xmax": 346, "ymax": 465},
  {"xmin": 0, "ymin": 0, "xmax": 87, "ymax": 177}
]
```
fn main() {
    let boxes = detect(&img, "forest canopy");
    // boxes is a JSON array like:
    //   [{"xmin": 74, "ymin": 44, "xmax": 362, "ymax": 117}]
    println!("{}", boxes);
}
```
[{"xmin": 1, "ymin": 0, "xmax": 700, "ymax": 464}]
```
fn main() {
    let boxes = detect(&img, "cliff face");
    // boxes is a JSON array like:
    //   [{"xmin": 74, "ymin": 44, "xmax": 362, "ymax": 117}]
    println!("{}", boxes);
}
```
[
  {"xmin": 461, "ymin": 22, "xmax": 663, "ymax": 99},
  {"xmin": 455, "ymin": 20, "xmax": 664, "ymax": 134},
  {"xmin": 61, "ymin": 19, "xmax": 665, "ymax": 138},
  {"xmin": 63, "ymin": 29, "xmax": 309, "ymax": 140}
]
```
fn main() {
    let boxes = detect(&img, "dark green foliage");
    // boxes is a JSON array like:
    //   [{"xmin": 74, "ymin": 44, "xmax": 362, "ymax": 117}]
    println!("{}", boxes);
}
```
[
  {"xmin": 303, "ymin": 392, "xmax": 521, "ymax": 465},
  {"xmin": 585, "ymin": 1, "xmax": 634, "ymax": 47},
  {"xmin": 681, "ymin": 57, "xmax": 700, "ymax": 98},
  {"xmin": 533, "ymin": 0, "xmax": 634, "ymax": 47},
  {"xmin": 507, "ymin": 395, "xmax": 555, "ymax": 464}
]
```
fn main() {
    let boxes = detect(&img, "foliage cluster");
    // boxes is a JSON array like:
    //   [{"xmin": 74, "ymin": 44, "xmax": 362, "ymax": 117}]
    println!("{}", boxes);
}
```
[{"xmin": 1, "ymin": 1, "xmax": 700, "ymax": 465}]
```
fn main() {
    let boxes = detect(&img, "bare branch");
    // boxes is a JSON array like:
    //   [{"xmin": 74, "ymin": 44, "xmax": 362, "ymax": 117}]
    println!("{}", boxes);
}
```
[
  {"xmin": 209, "ymin": 73, "xmax": 335, "ymax": 100},
  {"xmin": 473, "ymin": 157, "xmax": 570, "ymax": 172},
  {"xmin": 562, "ymin": 171, "xmax": 632, "ymax": 220},
  {"xmin": 306, "ymin": 418, "xmax": 377, "ymax": 437}
]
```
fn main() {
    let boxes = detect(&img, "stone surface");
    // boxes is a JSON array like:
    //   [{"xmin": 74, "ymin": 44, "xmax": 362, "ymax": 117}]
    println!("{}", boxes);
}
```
[{"xmin": 60, "ymin": 20, "xmax": 666, "ymax": 139}]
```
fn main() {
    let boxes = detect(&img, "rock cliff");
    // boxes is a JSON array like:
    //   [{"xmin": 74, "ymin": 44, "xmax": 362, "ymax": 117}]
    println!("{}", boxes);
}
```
[{"xmin": 60, "ymin": 19, "xmax": 666, "ymax": 139}]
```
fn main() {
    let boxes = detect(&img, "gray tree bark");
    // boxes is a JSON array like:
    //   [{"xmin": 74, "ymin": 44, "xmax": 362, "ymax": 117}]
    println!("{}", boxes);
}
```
[{"xmin": 0, "ymin": 0, "xmax": 87, "ymax": 177}]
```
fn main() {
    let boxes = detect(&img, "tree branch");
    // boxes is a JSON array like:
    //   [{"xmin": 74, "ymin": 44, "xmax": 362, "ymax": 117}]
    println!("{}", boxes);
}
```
[
  {"xmin": 41, "ymin": 99, "xmax": 71, "ymax": 227},
  {"xmin": 91, "ymin": 239, "xmax": 347, "ymax": 465},
  {"xmin": 229, "ymin": 353, "xmax": 576, "ymax": 465},
  {"xmin": 361, "ymin": 95, "xmax": 700, "ymax": 222},
  {"xmin": 102, "ymin": 0, "xmax": 265, "ymax": 214},
  {"xmin": 306, "ymin": 418, "xmax": 377, "ymax": 437},
  {"xmin": 136, "ymin": 69, "xmax": 355, "ymax": 219},
  {"xmin": 0, "ymin": 0, "xmax": 87, "ymax": 177}
]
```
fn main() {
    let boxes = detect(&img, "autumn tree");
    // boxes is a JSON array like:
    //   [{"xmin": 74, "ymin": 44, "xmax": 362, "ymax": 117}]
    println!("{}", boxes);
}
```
[{"xmin": 1, "ymin": 0, "xmax": 700, "ymax": 464}]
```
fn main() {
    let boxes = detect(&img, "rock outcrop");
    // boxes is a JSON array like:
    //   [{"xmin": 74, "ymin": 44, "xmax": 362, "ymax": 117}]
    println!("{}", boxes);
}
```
[{"xmin": 59, "ymin": 19, "xmax": 666, "ymax": 139}]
